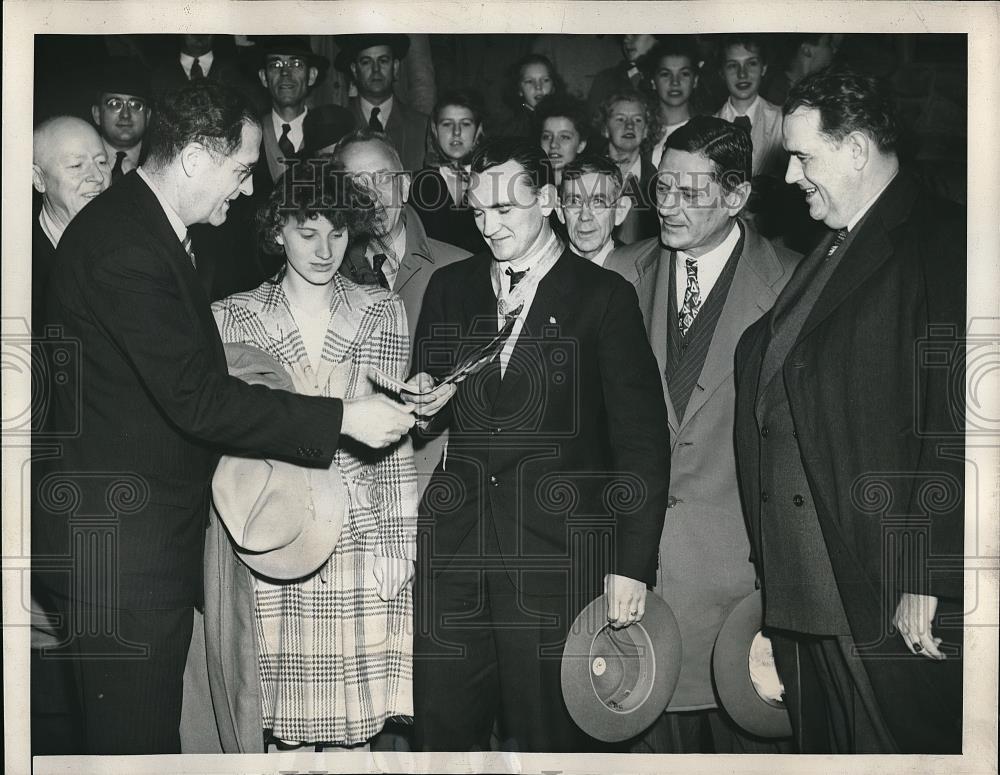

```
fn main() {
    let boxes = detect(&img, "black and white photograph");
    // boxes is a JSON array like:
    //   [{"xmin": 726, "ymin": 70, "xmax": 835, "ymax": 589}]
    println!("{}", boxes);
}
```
[{"xmin": 3, "ymin": 2, "xmax": 998, "ymax": 774}]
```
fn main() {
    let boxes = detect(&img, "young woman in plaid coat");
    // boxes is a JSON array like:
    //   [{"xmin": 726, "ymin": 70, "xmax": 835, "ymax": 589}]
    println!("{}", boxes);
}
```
[{"xmin": 208, "ymin": 162, "xmax": 418, "ymax": 748}]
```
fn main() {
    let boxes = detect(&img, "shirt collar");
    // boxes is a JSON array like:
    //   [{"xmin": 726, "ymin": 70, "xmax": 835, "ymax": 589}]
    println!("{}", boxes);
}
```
[
  {"xmin": 38, "ymin": 205, "xmax": 63, "ymax": 248},
  {"xmin": 589, "ymin": 239, "xmax": 617, "ymax": 267},
  {"xmin": 846, "ymin": 170, "xmax": 898, "ymax": 232},
  {"xmin": 678, "ymin": 219, "xmax": 740, "ymax": 266},
  {"xmin": 180, "ymin": 50, "xmax": 214, "ymax": 74},
  {"xmin": 361, "ymin": 96, "xmax": 393, "ymax": 125},
  {"xmin": 368, "ymin": 222, "xmax": 407, "ymax": 266},
  {"xmin": 136, "ymin": 167, "xmax": 187, "ymax": 243},
  {"xmin": 507, "ymin": 222, "xmax": 561, "ymax": 274},
  {"xmin": 102, "ymin": 137, "xmax": 141, "ymax": 163},
  {"xmin": 271, "ymin": 106, "xmax": 308, "ymax": 135},
  {"xmin": 723, "ymin": 95, "xmax": 761, "ymax": 122}
]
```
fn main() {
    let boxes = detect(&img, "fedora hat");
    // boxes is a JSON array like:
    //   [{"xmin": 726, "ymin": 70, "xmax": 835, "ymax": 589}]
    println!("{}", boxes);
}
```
[
  {"xmin": 561, "ymin": 591, "xmax": 682, "ymax": 742},
  {"xmin": 252, "ymin": 35, "xmax": 330, "ymax": 76},
  {"xmin": 95, "ymin": 57, "xmax": 151, "ymax": 101},
  {"xmin": 333, "ymin": 34, "xmax": 411, "ymax": 74},
  {"xmin": 711, "ymin": 590, "xmax": 793, "ymax": 738},
  {"xmin": 211, "ymin": 343, "xmax": 345, "ymax": 581}
]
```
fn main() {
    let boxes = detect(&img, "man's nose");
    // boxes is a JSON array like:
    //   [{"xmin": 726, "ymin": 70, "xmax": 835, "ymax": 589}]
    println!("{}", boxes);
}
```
[
  {"xmin": 119, "ymin": 102, "xmax": 132, "ymax": 118},
  {"xmin": 451, "ymin": 124, "xmax": 463, "ymax": 138},
  {"xmin": 239, "ymin": 174, "xmax": 254, "ymax": 197},
  {"xmin": 785, "ymin": 155, "xmax": 803, "ymax": 185}
]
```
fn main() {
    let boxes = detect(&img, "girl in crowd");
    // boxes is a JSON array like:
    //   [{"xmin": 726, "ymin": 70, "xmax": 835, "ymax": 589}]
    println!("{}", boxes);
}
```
[
  {"xmin": 495, "ymin": 53, "xmax": 565, "ymax": 138},
  {"xmin": 209, "ymin": 160, "xmax": 418, "ymax": 751},
  {"xmin": 535, "ymin": 93, "xmax": 590, "ymax": 187}
]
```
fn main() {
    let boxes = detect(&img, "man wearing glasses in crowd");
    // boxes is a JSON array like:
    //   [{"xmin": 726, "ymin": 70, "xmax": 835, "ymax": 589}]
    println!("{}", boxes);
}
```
[
  {"xmin": 34, "ymin": 80, "xmax": 415, "ymax": 755},
  {"xmin": 91, "ymin": 59, "xmax": 151, "ymax": 184},
  {"xmin": 555, "ymin": 155, "xmax": 633, "ymax": 267}
]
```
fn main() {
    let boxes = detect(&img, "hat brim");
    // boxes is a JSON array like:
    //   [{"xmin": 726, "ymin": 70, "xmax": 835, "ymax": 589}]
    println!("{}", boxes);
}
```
[
  {"xmin": 712, "ymin": 590, "xmax": 793, "ymax": 739},
  {"xmin": 333, "ymin": 34, "xmax": 411, "ymax": 74},
  {"xmin": 561, "ymin": 592, "xmax": 682, "ymax": 742},
  {"xmin": 232, "ymin": 461, "xmax": 345, "ymax": 581}
]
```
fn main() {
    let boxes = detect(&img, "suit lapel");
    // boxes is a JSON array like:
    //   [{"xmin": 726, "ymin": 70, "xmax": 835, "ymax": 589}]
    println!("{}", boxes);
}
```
[
  {"xmin": 635, "ymin": 243, "xmax": 679, "ymax": 433},
  {"xmin": 681, "ymin": 227, "xmax": 781, "ymax": 428},
  {"xmin": 795, "ymin": 175, "xmax": 914, "ymax": 348},
  {"xmin": 393, "ymin": 207, "xmax": 432, "ymax": 296},
  {"xmin": 260, "ymin": 116, "xmax": 284, "ymax": 182}
]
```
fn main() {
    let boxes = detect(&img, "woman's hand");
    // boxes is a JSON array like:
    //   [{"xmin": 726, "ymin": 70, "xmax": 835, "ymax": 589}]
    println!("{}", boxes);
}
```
[{"xmin": 373, "ymin": 556, "xmax": 415, "ymax": 601}]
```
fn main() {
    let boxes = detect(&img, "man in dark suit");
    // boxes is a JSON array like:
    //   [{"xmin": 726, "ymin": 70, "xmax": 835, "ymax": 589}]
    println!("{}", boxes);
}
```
[
  {"xmin": 607, "ymin": 117, "xmax": 800, "ymax": 752},
  {"xmin": 335, "ymin": 34, "xmax": 429, "ymax": 173},
  {"xmin": 33, "ymin": 80, "xmax": 415, "ymax": 755},
  {"xmin": 149, "ymin": 34, "xmax": 264, "ymax": 112},
  {"xmin": 405, "ymin": 138, "xmax": 671, "ymax": 752},
  {"xmin": 91, "ymin": 60, "xmax": 151, "ymax": 184},
  {"xmin": 555, "ymin": 154, "xmax": 632, "ymax": 267},
  {"xmin": 733, "ymin": 71, "xmax": 965, "ymax": 753}
]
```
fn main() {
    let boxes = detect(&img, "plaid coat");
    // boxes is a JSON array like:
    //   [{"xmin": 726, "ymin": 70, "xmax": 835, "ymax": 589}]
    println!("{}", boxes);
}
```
[{"xmin": 208, "ymin": 272, "xmax": 418, "ymax": 746}]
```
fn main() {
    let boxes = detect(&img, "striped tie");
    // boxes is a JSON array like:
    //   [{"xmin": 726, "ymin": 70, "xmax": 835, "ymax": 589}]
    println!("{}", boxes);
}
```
[{"xmin": 182, "ymin": 235, "xmax": 196, "ymax": 268}]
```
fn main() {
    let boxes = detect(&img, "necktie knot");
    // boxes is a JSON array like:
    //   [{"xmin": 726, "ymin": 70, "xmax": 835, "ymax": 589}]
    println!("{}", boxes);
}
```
[
  {"xmin": 505, "ymin": 266, "xmax": 528, "ymax": 291},
  {"xmin": 733, "ymin": 114, "xmax": 752, "ymax": 133},
  {"xmin": 111, "ymin": 150, "xmax": 127, "ymax": 182},
  {"xmin": 190, "ymin": 57, "xmax": 204, "ymax": 80},
  {"xmin": 277, "ymin": 123, "xmax": 295, "ymax": 160},
  {"xmin": 368, "ymin": 106, "xmax": 384, "ymax": 133}
]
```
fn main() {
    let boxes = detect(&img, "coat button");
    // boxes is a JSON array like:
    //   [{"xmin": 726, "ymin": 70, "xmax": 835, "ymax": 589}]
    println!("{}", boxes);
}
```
[
  {"xmin": 667, "ymin": 496, "xmax": 678, "ymax": 508},
  {"xmin": 793, "ymin": 494, "xmax": 804, "ymax": 507},
  {"xmin": 760, "ymin": 425, "xmax": 769, "ymax": 438},
  {"xmin": 761, "ymin": 490, "xmax": 769, "ymax": 503},
  {"xmin": 490, "ymin": 475, "xmax": 499, "ymax": 487}
]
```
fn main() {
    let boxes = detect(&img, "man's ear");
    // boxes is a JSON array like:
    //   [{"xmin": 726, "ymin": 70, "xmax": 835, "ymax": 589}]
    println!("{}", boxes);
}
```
[
  {"xmin": 307, "ymin": 67, "xmax": 318, "ymax": 88},
  {"xmin": 258, "ymin": 69, "xmax": 268, "ymax": 90},
  {"xmin": 846, "ymin": 131, "xmax": 870, "ymax": 170},
  {"xmin": 350, "ymin": 62, "xmax": 359, "ymax": 83},
  {"xmin": 179, "ymin": 143, "xmax": 204, "ymax": 178},
  {"xmin": 613, "ymin": 192, "xmax": 634, "ymax": 226},
  {"xmin": 391, "ymin": 59, "xmax": 401, "ymax": 84},
  {"xmin": 724, "ymin": 180, "xmax": 752, "ymax": 215},
  {"xmin": 32, "ymin": 164, "xmax": 46, "ymax": 194},
  {"xmin": 538, "ymin": 182, "xmax": 557, "ymax": 215},
  {"xmin": 555, "ymin": 200, "xmax": 567, "ymax": 225},
  {"xmin": 91, "ymin": 104, "xmax": 101, "ymax": 126},
  {"xmin": 399, "ymin": 172, "xmax": 412, "ymax": 205}
]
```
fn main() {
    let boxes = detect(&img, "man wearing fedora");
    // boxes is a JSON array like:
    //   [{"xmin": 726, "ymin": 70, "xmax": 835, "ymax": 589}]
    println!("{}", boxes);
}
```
[
  {"xmin": 405, "ymin": 138, "xmax": 670, "ymax": 752},
  {"xmin": 33, "ymin": 80, "xmax": 415, "ymax": 755},
  {"xmin": 607, "ymin": 116, "xmax": 800, "ymax": 753},
  {"xmin": 91, "ymin": 58, "xmax": 151, "ymax": 184},
  {"xmin": 336, "ymin": 34, "xmax": 429, "ymax": 173}
]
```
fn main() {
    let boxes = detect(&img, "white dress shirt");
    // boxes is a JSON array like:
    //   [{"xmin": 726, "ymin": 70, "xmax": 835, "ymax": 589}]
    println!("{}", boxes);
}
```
[
  {"xmin": 180, "ymin": 50, "xmax": 214, "ymax": 79},
  {"xmin": 271, "ymin": 107, "xmax": 309, "ymax": 153},
  {"xmin": 717, "ymin": 95, "xmax": 763, "ymax": 125},
  {"xmin": 578, "ymin": 239, "xmax": 616, "ymax": 268},
  {"xmin": 674, "ymin": 220, "xmax": 740, "ymax": 311},
  {"xmin": 103, "ymin": 138, "xmax": 142, "ymax": 176},
  {"xmin": 136, "ymin": 167, "xmax": 188, "ymax": 246},
  {"xmin": 38, "ymin": 206, "xmax": 64, "ymax": 248},
  {"xmin": 361, "ymin": 96, "xmax": 394, "ymax": 127}
]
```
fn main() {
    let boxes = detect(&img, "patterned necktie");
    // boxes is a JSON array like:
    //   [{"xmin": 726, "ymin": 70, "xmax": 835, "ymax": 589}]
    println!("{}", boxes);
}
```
[
  {"xmin": 677, "ymin": 255, "xmax": 701, "ymax": 336},
  {"xmin": 111, "ymin": 150, "xmax": 127, "ymax": 182},
  {"xmin": 371, "ymin": 253, "xmax": 391, "ymax": 289},
  {"xmin": 826, "ymin": 227, "xmax": 848, "ymax": 258},
  {"xmin": 278, "ymin": 123, "xmax": 295, "ymax": 159},
  {"xmin": 182, "ymin": 235, "xmax": 197, "ymax": 268},
  {"xmin": 368, "ymin": 106, "xmax": 384, "ymax": 133},
  {"xmin": 190, "ymin": 57, "xmax": 204, "ymax": 80},
  {"xmin": 733, "ymin": 114, "xmax": 752, "ymax": 134},
  {"xmin": 497, "ymin": 267, "xmax": 528, "ymax": 324}
]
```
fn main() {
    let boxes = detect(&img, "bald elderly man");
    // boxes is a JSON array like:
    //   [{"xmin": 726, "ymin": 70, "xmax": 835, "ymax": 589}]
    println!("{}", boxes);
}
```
[{"xmin": 32, "ymin": 115, "xmax": 110, "ymax": 329}]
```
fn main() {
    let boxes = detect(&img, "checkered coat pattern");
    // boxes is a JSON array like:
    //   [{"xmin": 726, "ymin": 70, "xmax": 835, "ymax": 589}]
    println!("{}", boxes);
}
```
[{"xmin": 211, "ymin": 272, "xmax": 418, "ymax": 745}]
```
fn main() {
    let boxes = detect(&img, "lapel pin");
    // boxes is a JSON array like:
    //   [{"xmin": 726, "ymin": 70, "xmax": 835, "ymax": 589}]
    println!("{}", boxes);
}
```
[{"xmin": 549, "ymin": 316, "xmax": 557, "ymax": 324}]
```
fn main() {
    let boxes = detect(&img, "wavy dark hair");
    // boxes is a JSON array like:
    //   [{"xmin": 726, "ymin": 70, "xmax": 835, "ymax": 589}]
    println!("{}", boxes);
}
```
[
  {"xmin": 783, "ymin": 69, "xmax": 901, "ymax": 153},
  {"xmin": 534, "ymin": 93, "xmax": 592, "ymax": 146},
  {"xmin": 503, "ymin": 53, "xmax": 566, "ymax": 111},
  {"xmin": 258, "ymin": 159, "xmax": 386, "ymax": 261},
  {"xmin": 468, "ymin": 137, "xmax": 555, "ymax": 193},
  {"xmin": 144, "ymin": 80, "xmax": 258, "ymax": 169},
  {"xmin": 664, "ymin": 115, "xmax": 752, "ymax": 194}
]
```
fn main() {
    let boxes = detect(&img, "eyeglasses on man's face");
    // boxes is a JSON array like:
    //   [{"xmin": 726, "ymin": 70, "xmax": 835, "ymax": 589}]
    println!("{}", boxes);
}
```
[
  {"xmin": 103, "ymin": 97, "xmax": 147, "ymax": 113},
  {"xmin": 205, "ymin": 147, "xmax": 255, "ymax": 184},
  {"xmin": 561, "ymin": 194, "xmax": 619, "ymax": 212},
  {"xmin": 265, "ymin": 57, "xmax": 308, "ymax": 73}
]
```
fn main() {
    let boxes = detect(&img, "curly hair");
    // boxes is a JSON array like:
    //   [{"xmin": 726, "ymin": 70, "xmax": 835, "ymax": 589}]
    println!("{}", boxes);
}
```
[
  {"xmin": 534, "ymin": 93, "xmax": 592, "ymax": 145},
  {"xmin": 144, "ymin": 80, "xmax": 258, "ymax": 169},
  {"xmin": 784, "ymin": 69, "xmax": 901, "ymax": 153},
  {"xmin": 594, "ymin": 89, "xmax": 661, "ymax": 157},
  {"xmin": 258, "ymin": 159, "xmax": 386, "ymax": 259}
]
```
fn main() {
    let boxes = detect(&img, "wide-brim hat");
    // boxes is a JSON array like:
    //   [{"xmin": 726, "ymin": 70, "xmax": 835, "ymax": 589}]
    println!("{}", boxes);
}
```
[
  {"xmin": 561, "ymin": 591, "xmax": 682, "ymax": 742},
  {"xmin": 333, "ymin": 34, "xmax": 411, "ymax": 74},
  {"xmin": 252, "ymin": 35, "xmax": 330, "ymax": 75},
  {"xmin": 711, "ymin": 590, "xmax": 793, "ymax": 739},
  {"xmin": 211, "ymin": 343, "xmax": 345, "ymax": 581}
]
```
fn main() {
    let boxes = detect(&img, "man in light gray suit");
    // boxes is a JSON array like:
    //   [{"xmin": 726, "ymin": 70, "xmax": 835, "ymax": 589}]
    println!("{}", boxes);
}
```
[{"xmin": 607, "ymin": 116, "xmax": 799, "ymax": 752}]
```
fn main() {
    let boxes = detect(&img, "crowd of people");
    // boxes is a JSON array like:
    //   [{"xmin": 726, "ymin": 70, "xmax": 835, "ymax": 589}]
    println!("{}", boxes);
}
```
[{"xmin": 30, "ymin": 32, "xmax": 965, "ymax": 759}]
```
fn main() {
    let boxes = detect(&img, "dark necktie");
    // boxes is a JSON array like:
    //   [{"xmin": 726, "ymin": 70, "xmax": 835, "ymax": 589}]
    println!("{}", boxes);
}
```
[
  {"xmin": 825, "ymin": 227, "xmax": 848, "ymax": 257},
  {"xmin": 190, "ymin": 57, "xmax": 204, "ymax": 80},
  {"xmin": 368, "ymin": 106, "xmax": 384, "ymax": 133},
  {"xmin": 111, "ymin": 150, "xmax": 127, "ymax": 182},
  {"xmin": 677, "ymin": 256, "xmax": 701, "ymax": 336},
  {"xmin": 371, "ymin": 253, "xmax": 391, "ymax": 289},
  {"xmin": 733, "ymin": 114, "xmax": 752, "ymax": 134},
  {"xmin": 182, "ymin": 235, "xmax": 197, "ymax": 268},
  {"xmin": 278, "ymin": 123, "xmax": 295, "ymax": 159},
  {"xmin": 505, "ymin": 266, "xmax": 527, "ymax": 290}
]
